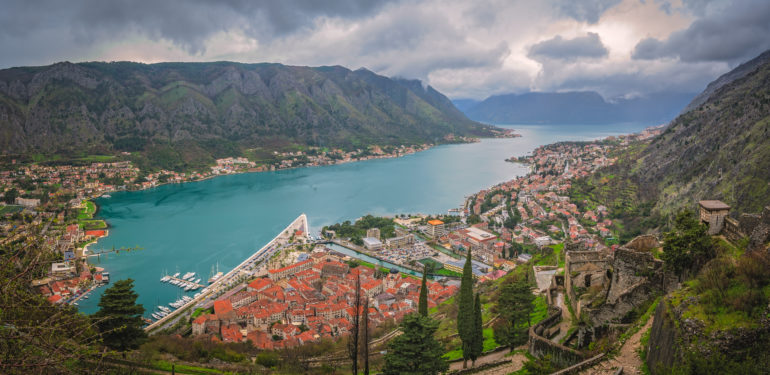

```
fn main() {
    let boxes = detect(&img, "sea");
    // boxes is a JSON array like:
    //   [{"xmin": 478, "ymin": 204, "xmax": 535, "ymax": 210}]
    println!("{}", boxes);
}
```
[{"xmin": 77, "ymin": 123, "xmax": 651, "ymax": 316}]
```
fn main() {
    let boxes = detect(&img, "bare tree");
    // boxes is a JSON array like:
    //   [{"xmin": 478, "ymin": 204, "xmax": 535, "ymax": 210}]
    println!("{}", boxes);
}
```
[
  {"xmin": 347, "ymin": 272, "xmax": 361, "ymax": 375},
  {"xmin": 362, "ymin": 296, "xmax": 370, "ymax": 375}
]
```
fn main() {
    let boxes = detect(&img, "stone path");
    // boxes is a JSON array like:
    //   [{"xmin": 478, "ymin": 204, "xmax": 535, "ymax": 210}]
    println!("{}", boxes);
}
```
[
  {"xmin": 471, "ymin": 352, "xmax": 528, "ymax": 375},
  {"xmin": 449, "ymin": 349, "xmax": 510, "ymax": 371},
  {"xmin": 577, "ymin": 314, "xmax": 654, "ymax": 375},
  {"xmin": 551, "ymin": 291, "xmax": 572, "ymax": 343}
]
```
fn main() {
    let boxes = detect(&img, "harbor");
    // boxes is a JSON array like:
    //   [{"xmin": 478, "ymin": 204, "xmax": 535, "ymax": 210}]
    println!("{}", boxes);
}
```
[{"xmin": 143, "ymin": 214, "xmax": 309, "ymax": 332}]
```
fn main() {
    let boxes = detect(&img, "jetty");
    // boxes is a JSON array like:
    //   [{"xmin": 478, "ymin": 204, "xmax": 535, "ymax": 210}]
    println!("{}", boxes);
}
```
[
  {"xmin": 144, "ymin": 213, "xmax": 309, "ymax": 333},
  {"xmin": 163, "ymin": 275, "xmax": 205, "ymax": 290}
]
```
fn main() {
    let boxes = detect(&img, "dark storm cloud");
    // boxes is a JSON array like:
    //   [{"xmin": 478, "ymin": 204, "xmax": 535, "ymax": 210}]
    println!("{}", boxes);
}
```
[
  {"xmin": 528, "ymin": 33, "xmax": 609, "ymax": 62},
  {"xmin": 552, "ymin": 0, "xmax": 622, "ymax": 23},
  {"xmin": 0, "ymin": 0, "xmax": 396, "ymax": 55},
  {"xmin": 632, "ymin": 0, "xmax": 770, "ymax": 63}
]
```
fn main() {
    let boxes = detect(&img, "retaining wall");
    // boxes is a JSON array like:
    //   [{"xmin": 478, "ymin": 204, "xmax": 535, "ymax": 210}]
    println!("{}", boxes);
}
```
[{"xmin": 528, "ymin": 307, "xmax": 586, "ymax": 368}]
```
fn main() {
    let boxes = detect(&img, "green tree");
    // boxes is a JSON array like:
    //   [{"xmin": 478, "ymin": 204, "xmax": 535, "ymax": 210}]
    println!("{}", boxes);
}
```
[
  {"xmin": 93, "ymin": 279, "xmax": 146, "ymax": 356},
  {"xmin": 382, "ymin": 314, "xmax": 448, "ymax": 375},
  {"xmin": 493, "ymin": 276, "xmax": 534, "ymax": 351},
  {"xmin": 1, "ymin": 231, "xmax": 104, "ymax": 374},
  {"xmin": 469, "ymin": 292, "xmax": 484, "ymax": 366},
  {"xmin": 457, "ymin": 248, "xmax": 474, "ymax": 368},
  {"xmin": 524, "ymin": 354, "xmax": 556, "ymax": 374},
  {"xmin": 661, "ymin": 210, "xmax": 715, "ymax": 281},
  {"xmin": 3, "ymin": 187, "xmax": 18, "ymax": 204},
  {"xmin": 418, "ymin": 265, "xmax": 429, "ymax": 316}
]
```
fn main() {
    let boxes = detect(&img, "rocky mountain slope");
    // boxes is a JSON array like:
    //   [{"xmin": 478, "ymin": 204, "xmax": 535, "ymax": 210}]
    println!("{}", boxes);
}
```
[
  {"xmin": 457, "ymin": 91, "xmax": 694, "ymax": 125},
  {"xmin": 0, "ymin": 61, "xmax": 496, "ymax": 168},
  {"xmin": 682, "ymin": 49, "xmax": 770, "ymax": 113},
  {"xmin": 570, "ymin": 49, "xmax": 770, "ymax": 233}
]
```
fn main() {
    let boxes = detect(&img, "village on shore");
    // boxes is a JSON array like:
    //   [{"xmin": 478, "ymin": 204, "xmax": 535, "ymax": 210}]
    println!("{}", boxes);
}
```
[
  {"xmin": 0, "ymin": 125, "xmax": 665, "ymax": 349},
  {"xmin": 182, "ymin": 126, "xmax": 664, "ymax": 349}
]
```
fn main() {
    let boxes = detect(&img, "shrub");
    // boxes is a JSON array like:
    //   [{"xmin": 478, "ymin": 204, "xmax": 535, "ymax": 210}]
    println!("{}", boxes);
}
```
[
  {"xmin": 736, "ymin": 251, "xmax": 770, "ymax": 288},
  {"xmin": 256, "ymin": 352, "xmax": 279, "ymax": 368}
]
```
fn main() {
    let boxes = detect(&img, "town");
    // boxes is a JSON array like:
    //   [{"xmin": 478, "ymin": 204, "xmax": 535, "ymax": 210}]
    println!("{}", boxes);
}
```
[
  {"xmin": 191, "ymin": 246, "xmax": 457, "ymax": 349},
  {"xmin": 0, "ymin": 142, "xmax": 467, "ymax": 307},
  {"xmin": 1, "ymin": 126, "xmax": 665, "ymax": 350}
]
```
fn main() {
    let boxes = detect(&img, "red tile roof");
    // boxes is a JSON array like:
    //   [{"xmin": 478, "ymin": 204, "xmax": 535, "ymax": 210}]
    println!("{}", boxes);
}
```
[{"xmin": 214, "ymin": 300, "xmax": 233, "ymax": 317}]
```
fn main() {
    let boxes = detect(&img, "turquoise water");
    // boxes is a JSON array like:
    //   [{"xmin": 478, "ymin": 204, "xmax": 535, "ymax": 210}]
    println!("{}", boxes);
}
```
[
  {"xmin": 324, "ymin": 243, "xmax": 423, "ymax": 277},
  {"xmin": 78, "ymin": 123, "xmax": 649, "ymax": 316}
]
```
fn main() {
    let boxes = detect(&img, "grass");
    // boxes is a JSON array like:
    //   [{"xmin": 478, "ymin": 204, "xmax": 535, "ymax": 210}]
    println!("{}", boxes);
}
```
[
  {"xmin": 0, "ymin": 205, "xmax": 23, "ymax": 215},
  {"xmin": 191, "ymin": 307, "xmax": 213, "ymax": 320},
  {"xmin": 434, "ymin": 268, "xmax": 462, "ymax": 277},
  {"xmin": 77, "ymin": 200, "xmax": 97, "ymax": 220},
  {"xmin": 80, "ymin": 220, "xmax": 107, "ymax": 230},
  {"xmin": 530, "ymin": 295, "xmax": 548, "ymax": 325},
  {"xmin": 151, "ymin": 360, "xmax": 230, "ymax": 374},
  {"xmin": 442, "ymin": 327, "xmax": 499, "ymax": 361},
  {"xmin": 552, "ymin": 243, "xmax": 565, "ymax": 268}
]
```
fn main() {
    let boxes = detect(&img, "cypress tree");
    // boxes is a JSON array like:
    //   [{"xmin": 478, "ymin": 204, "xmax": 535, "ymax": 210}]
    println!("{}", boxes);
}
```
[
  {"xmin": 470, "ymin": 292, "xmax": 483, "ymax": 366},
  {"xmin": 457, "ymin": 248, "xmax": 474, "ymax": 368},
  {"xmin": 418, "ymin": 266, "xmax": 429, "ymax": 316},
  {"xmin": 93, "ymin": 278, "xmax": 146, "ymax": 357}
]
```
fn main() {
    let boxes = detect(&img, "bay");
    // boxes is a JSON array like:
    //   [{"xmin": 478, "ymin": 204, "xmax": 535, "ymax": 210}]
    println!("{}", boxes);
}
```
[{"xmin": 78, "ymin": 123, "xmax": 650, "ymax": 316}]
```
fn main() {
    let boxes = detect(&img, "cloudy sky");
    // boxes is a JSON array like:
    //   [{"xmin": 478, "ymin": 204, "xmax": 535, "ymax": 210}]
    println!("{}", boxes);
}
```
[{"xmin": 1, "ymin": 0, "xmax": 768, "ymax": 99}]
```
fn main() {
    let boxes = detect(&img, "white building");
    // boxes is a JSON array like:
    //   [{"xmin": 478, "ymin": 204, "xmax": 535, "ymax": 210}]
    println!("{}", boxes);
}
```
[
  {"xmin": 535, "ymin": 236, "xmax": 552, "ymax": 247},
  {"xmin": 362, "ymin": 237, "xmax": 383, "ymax": 251},
  {"xmin": 15, "ymin": 197, "xmax": 40, "ymax": 208}
]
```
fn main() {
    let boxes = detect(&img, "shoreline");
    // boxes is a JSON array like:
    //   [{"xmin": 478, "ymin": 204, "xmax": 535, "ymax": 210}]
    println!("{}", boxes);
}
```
[{"xmin": 82, "ymin": 134, "xmax": 526, "ymax": 288}]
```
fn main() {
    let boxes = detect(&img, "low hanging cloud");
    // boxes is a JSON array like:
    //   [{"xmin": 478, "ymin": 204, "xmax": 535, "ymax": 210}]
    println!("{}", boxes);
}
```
[
  {"xmin": 0, "ymin": 0, "xmax": 397, "ymax": 55},
  {"xmin": 0, "ymin": 0, "xmax": 767, "ymax": 100},
  {"xmin": 528, "ymin": 32, "xmax": 609, "ymax": 62},
  {"xmin": 632, "ymin": 0, "xmax": 770, "ymax": 63},
  {"xmin": 551, "ymin": 0, "xmax": 622, "ymax": 24}
]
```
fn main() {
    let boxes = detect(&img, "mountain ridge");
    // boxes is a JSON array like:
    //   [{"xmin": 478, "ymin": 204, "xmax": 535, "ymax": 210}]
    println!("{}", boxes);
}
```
[
  {"xmin": 456, "ymin": 91, "xmax": 696, "ymax": 125},
  {"xmin": 0, "ymin": 61, "xmax": 497, "ymax": 170}
]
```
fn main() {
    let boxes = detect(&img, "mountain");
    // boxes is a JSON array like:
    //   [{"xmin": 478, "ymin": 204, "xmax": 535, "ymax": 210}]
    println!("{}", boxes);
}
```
[
  {"xmin": 682, "ymin": 49, "xmax": 770, "ymax": 113},
  {"xmin": 570, "ymin": 49, "xmax": 770, "ymax": 235},
  {"xmin": 451, "ymin": 99, "xmax": 480, "ymax": 113},
  {"xmin": 457, "ymin": 91, "xmax": 696, "ymax": 125},
  {"xmin": 0, "ymin": 61, "xmax": 496, "ymax": 169}
]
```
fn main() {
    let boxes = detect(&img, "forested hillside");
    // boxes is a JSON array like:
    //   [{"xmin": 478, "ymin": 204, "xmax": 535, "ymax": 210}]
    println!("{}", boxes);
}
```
[{"xmin": 0, "ymin": 61, "xmax": 497, "ymax": 170}]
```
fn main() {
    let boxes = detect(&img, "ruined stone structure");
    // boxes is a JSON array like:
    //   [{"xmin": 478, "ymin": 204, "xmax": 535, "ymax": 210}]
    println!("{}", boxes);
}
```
[
  {"xmin": 564, "ymin": 250, "xmax": 611, "ymax": 317},
  {"xmin": 699, "ymin": 200, "xmax": 731, "ymax": 235},
  {"xmin": 528, "ymin": 307, "xmax": 586, "ymax": 367},
  {"xmin": 743, "ymin": 206, "xmax": 770, "ymax": 251},
  {"xmin": 718, "ymin": 205, "xmax": 770, "ymax": 251},
  {"xmin": 723, "ymin": 216, "xmax": 745, "ymax": 243},
  {"xmin": 585, "ymin": 247, "xmax": 670, "ymax": 325},
  {"xmin": 564, "ymin": 235, "xmax": 673, "ymax": 326}
]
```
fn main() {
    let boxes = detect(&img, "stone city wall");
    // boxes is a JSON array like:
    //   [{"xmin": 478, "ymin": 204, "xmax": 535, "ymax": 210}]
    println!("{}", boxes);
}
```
[{"xmin": 529, "ymin": 307, "xmax": 586, "ymax": 368}]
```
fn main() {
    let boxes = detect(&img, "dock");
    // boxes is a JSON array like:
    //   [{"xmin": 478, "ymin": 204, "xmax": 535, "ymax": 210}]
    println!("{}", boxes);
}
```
[{"xmin": 163, "ymin": 275, "xmax": 205, "ymax": 290}]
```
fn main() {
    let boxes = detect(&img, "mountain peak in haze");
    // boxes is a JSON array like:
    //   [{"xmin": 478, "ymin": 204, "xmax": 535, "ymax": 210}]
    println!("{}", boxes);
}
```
[{"xmin": 456, "ymin": 91, "xmax": 696, "ymax": 125}]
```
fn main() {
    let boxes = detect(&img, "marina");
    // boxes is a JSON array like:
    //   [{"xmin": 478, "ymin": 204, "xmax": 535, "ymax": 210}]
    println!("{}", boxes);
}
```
[{"xmin": 142, "ymin": 214, "xmax": 308, "ymax": 331}]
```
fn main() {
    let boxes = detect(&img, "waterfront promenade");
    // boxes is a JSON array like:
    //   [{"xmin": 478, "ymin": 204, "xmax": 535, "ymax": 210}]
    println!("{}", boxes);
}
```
[{"xmin": 144, "ymin": 214, "xmax": 309, "ymax": 333}]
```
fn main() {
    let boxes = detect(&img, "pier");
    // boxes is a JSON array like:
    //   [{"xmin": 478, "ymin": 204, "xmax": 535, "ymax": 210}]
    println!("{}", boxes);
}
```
[
  {"xmin": 163, "ymin": 275, "xmax": 206, "ymax": 290},
  {"xmin": 144, "ymin": 213, "xmax": 309, "ymax": 333}
]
